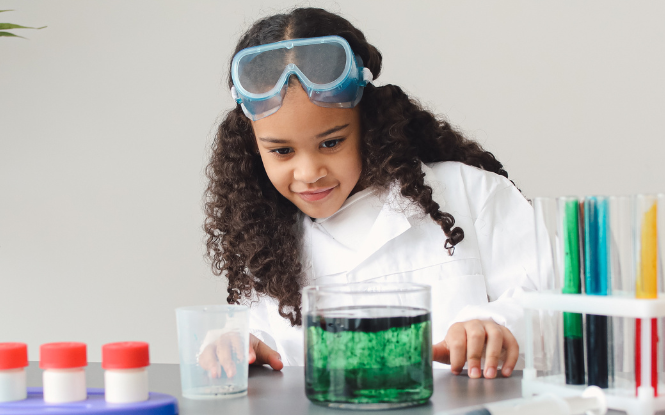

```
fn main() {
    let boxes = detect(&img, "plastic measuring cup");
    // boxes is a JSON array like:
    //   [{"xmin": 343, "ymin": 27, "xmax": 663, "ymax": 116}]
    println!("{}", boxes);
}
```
[{"xmin": 175, "ymin": 305, "xmax": 249, "ymax": 399}]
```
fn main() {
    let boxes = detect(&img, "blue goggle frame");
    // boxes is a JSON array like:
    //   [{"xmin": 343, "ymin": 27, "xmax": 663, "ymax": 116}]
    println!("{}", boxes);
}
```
[{"xmin": 231, "ymin": 35, "xmax": 371, "ymax": 121}]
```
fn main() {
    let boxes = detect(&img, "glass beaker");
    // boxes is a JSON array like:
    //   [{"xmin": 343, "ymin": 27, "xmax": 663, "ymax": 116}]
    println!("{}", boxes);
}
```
[
  {"xmin": 175, "ymin": 305, "xmax": 249, "ymax": 399},
  {"xmin": 303, "ymin": 282, "xmax": 432, "ymax": 410}
]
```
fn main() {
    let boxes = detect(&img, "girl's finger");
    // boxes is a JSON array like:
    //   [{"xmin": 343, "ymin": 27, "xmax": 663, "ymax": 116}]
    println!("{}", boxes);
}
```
[
  {"xmin": 216, "ymin": 336, "xmax": 237, "ymax": 378},
  {"xmin": 464, "ymin": 320, "xmax": 486, "ymax": 379},
  {"xmin": 248, "ymin": 344, "xmax": 257, "ymax": 364},
  {"xmin": 432, "ymin": 340, "xmax": 451, "ymax": 364},
  {"xmin": 499, "ymin": 326, "xmax": 520, "ymax": 377},
  {"xmin": 445, "ymin": 323, "xmax": 467, "ymax": 375},
  {"xmin": 253, "ymin": 337, "xmax": 283, "ymax": 371},
  {"xmin": 248, "ymin": 333, "xmax": 258, "ymax": 364},
  {"xmin": 197, "ymin": 344, "xmax": 217, "ymax": 372},
  {"xmin": 481, "ymin": 321, "xmax": 503, "ymax": 379},
  {"xmin": 208, "ymin": 364, "xmax": 220, "ymax": 379},
  {"xmin": 230, "ymin": 333, "xmax": 245, "ymax": 363}
]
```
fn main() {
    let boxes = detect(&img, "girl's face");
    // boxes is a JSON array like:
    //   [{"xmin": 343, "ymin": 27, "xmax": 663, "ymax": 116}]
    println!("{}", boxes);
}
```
[{"xmin": 251, "ymin": 83, "xmax": 363, "ymax": 219}]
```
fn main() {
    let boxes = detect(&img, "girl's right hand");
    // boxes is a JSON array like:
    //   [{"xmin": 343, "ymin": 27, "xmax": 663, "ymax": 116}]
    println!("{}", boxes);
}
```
[
  {"xmin": 248, "ymin": 333, "xmax": 283, "ymax": 370},
  {"xmin": 198, "ymin": 333, "xmax": 283, "ymax": 378}
]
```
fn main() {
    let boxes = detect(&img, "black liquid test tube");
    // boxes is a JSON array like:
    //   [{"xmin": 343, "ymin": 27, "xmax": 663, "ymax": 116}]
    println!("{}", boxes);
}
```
[
  {"xmin": 563, "ymin": 312, "xmax": 585, "ymax": 385},
  {"xmin": 586, "ymin": 314, "xmax": 609, "ymax": 388}
]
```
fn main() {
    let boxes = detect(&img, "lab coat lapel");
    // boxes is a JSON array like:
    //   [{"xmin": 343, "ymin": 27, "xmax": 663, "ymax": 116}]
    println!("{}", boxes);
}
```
[
  {"xmin": 346, "ymin": 163, "xmax": 447, "ymax": 278},
  {"xmin": 304, "ymin": 217, "xmax": 356, "ymax": 278},
  {"xmin": 304, "ymin": 185, "xmax": 414, "ymax": 280},
  {"xmin": 345, "ymin": 195, "xmax": 413, "ymax": 276},
  {"xmin": 304, "ymin": 162, "xmax": 447, "ymax": 281}
]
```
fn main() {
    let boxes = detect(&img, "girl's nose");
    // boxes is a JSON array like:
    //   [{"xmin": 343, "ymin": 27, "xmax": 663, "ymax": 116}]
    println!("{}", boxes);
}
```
[{"xmin": 293, "ymin": 156, "xmax": 327, "ymax": 184}]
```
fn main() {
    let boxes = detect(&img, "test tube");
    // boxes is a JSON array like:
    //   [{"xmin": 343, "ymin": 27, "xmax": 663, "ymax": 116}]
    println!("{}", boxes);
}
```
[
  {"xmin": 533, "ymin": 197, "xmax": 585, "ymax": 384},
  {"xmin": 584, "ymin": 196, "xmax": 611, "ymax": 389},
  {"xmin": 658, "ymin": 194, "xmax": 665, "ymax": 390},
  {"xmin": 533, "ymin": 197, "xmax": 563, "ymax": 379},
  {"xmin": 608, "ymin": 196, "xmax": 635, "ymax": 390},
  {"xmin": 562, "ymin": 197, "xmax": 585, "ymax": 385},
  {"xmin": 634, "ymin": 194, "xmax": 661, "ymax": 397}
]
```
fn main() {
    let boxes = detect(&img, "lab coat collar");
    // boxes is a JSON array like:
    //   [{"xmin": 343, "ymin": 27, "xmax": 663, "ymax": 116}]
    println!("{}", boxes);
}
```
[{"xmin": 304, "ymin": 162, "xmax": 447, "ymax": 280}]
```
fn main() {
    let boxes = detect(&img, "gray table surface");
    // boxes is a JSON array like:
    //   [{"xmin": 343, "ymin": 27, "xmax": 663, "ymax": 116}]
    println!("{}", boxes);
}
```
[{"xmin": 25, "ymin": 362, "xmax": 627, "ymax": 414}]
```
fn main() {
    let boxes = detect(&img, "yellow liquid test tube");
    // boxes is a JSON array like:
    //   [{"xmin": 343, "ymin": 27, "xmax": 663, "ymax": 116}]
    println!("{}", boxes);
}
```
[
  {"xmin": 635, "ymin": 196, "xmax": 659, "ymax": 397},
  {"xmin": 636, "ymin": 202, "xmax": 658, "ymax": 299}
]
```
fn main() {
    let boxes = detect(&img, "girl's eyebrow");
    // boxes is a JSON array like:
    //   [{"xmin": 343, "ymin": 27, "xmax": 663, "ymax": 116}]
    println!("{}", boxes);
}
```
[
  {"xmin": 258, "ymin": 137, "xmax": 289, "ymax": 144},
  {"xmin": 258, "ymin": 124, "xmax": 350, "ymax": 144},
  {"xmin": 315, "ymin": 123, "xmax": 349, "ymax": 138}
]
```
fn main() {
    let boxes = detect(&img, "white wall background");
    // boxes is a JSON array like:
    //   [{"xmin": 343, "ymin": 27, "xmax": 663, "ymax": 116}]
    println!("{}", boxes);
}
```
[{"xmin": 1, "ymin": 0, "xmax": 664, "ymax": 363}]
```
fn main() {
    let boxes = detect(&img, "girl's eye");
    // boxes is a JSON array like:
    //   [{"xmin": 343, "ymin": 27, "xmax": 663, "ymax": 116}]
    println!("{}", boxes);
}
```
[
  {"xmin": 271, "ymin": 148, "xmax": 292, "ymax": 155},
  {"xmin": 321, "ymin": 139, "xmax": 342, "ymax": 149}
]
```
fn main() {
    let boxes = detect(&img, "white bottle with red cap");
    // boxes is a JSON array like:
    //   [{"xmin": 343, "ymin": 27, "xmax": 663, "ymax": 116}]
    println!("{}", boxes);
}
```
[
  {"xmin": 102, "ymin": 341, "xmax": 150, "ymax": 403},
  {"xmin": 0, "ymin": 343, "xmax": 29, "ymax": 402},
  {"xmin": 40, "ymin": 342, "xmax": 87, "ymax": 403}
]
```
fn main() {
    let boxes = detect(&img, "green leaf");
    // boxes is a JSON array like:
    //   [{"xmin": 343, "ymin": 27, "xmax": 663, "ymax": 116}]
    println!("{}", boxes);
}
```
[
  {"xmin": 0, "ymin": 23, "xmax": 46, "ymax": 30},
  {"xmin": 0, "ymin": 31, "xmax": 24, "ymax": 38},
  {"xmin": 0, "ymin": 10, "xmax": 15, "ymax": 13}
]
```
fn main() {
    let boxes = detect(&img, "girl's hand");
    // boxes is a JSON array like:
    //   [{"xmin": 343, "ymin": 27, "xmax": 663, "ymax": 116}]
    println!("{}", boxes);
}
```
[
  {"xmin": 248, "ymin": 333, "xmax": 283, "ymax": 370},
  {"xmin": 432, "ymin": 319, "xmax": 519, "ymax": 379},
  {"xmin": 198, "ymin": 333, "xmax": 283, "ymax": 378}
]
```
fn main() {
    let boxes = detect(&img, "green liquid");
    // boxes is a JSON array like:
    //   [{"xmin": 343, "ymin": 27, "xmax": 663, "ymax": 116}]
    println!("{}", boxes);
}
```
[{"xmin": 305, "ymin": 306, "xmax": 433, "ymax": 408}]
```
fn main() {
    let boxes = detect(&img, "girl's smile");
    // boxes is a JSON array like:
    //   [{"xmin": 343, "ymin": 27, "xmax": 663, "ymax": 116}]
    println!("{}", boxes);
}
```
[
  {"xmin": 250, "ymin": 81, "xmax": 363, "ymax": 219},
  {"xmin": 296, "ymin": 185, "xmax": 338, "ymax": 202}
]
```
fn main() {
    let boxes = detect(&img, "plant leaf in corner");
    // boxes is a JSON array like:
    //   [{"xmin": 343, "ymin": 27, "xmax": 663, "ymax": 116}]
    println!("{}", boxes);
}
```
[
  {"xmin": 0, "ymin": 31, "xmax": 24, "ymax": 38},
  {"xmin": 0, "ymin": 23, "xmax": 46, "ymax": 30}
]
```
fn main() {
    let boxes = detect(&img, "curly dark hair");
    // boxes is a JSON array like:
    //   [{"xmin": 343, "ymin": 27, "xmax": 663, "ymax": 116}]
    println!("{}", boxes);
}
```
[{"xmin": 204, "ymin": 7, "xmax": 511, "ymax": 326}]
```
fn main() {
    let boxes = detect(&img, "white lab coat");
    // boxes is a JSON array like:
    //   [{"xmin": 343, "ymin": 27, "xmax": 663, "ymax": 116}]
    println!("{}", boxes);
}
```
[{"xmin": 247, "ymin": 161, "xmax": 539, "ymax": 367}]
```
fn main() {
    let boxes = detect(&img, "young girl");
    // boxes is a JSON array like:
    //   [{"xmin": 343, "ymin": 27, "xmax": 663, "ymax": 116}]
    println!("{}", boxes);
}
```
[{"xmin": 201, "ymin": 7, "xmax": 538, "ymax": 380}]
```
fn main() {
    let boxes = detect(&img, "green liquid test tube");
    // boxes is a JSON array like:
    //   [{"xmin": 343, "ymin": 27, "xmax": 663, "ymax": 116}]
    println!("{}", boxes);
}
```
[{"xmin": 561, "ymin": 198, "xmax": 585, "ymax": 385}]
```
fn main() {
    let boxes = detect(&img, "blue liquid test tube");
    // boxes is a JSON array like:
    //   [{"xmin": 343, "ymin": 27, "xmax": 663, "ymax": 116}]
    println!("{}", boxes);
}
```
[{"xmin": 584, "ymin": 196, "xmax": 611, "ymax": 389}]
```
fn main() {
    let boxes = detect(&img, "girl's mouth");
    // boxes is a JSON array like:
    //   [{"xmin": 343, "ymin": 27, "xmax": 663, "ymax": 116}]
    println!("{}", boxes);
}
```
[{"xmin": 297, "ymin": 186, "xmax": 336, "ymax": 202}]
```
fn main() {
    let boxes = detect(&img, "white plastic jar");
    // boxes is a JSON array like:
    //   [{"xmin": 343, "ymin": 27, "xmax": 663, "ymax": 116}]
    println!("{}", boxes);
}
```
[
  {"xmin": 0, "ymin": 343, "xmax": 28, "ymax": 402},
  {"xmin": 40, "ymin": 342, "xmax": 87, "ymax": 403},
  {"xmin": 102, "ymin": 341, "xmax": 150, "ymax": 403}
]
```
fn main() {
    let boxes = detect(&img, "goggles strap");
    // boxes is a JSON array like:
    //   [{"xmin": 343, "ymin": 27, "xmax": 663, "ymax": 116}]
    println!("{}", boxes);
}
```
[
  {"xmin": 362, "ymin": 67, "xmax": 374, "ymax": 85},
  {"xmin": 230, "ymin": 86, "xmax": 240, "ymax": 102}
]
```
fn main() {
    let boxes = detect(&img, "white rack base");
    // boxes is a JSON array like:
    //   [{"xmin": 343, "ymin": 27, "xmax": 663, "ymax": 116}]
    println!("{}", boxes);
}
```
[
  {"xmin": 519, "ymin": 292, "xmax": 665, "ymax": 415},
  {"xmin": 523, "ymin": 375, "xmax": 665, "ymax": 415}
]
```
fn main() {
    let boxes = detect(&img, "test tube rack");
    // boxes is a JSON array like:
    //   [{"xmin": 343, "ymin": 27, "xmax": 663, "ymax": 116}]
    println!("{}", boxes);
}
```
[{"xmin": 520, "ymin": 291, "xmax": 665, "ymax": 415}]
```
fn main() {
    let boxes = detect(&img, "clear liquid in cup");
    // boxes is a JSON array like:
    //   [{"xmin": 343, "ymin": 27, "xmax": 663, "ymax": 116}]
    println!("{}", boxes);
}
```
[{"xmin": 180, "ymin": 357, "xmax": 248, "ymax": 399}]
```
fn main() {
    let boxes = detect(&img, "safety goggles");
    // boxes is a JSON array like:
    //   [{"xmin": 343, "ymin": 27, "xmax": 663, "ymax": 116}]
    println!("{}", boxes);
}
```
[{"xmin": 230, "ymin": 35, "xmax": 373, "ymax": 121}]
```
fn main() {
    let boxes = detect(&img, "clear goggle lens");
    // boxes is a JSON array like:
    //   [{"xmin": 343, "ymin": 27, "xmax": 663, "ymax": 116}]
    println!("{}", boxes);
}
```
[{"xmin": 237, "ymin": 42, "xmax": 348, "ymax": 95}]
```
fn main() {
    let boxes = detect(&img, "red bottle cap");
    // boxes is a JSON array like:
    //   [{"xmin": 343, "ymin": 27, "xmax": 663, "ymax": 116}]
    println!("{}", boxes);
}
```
[
  {"xmin": 0, "ymin": 343, "xmax": 29, "ymax": 370},
  {"xmin": 40, "ymin": 342, "xmax": 87, "ymax": 369},
  {"xmin": 102, "ymin": 342, "xmax": 150, "ymax": 369}
]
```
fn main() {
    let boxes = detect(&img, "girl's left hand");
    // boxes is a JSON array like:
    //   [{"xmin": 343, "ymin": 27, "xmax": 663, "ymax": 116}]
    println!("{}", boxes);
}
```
[{"xmin": 432, "ymin": 319, "xmax": 519, "ymax": 379}]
